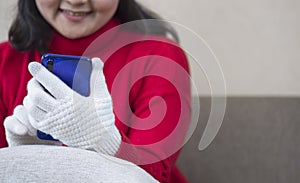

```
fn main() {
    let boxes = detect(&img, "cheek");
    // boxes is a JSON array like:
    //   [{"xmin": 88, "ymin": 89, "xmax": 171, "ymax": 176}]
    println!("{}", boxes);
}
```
[
  {"xmin": 35, "ymin": 0, "xmax": 59, "ymax": 18},
  {"xmin": 91, "ymin": 0, "xmax": 119, "ymax": 12}
]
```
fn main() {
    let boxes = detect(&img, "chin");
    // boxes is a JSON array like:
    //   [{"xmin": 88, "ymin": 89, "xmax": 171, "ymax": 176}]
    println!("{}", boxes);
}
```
[{"xmin": 61, "ymin": 31, "xmax": 88, "ymax": 39}]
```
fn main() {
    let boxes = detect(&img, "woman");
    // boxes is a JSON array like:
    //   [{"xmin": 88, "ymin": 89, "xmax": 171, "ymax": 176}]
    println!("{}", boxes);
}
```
[{"xmin": 0, "ymin": 0, "xmax": 191, "ymax": 182}]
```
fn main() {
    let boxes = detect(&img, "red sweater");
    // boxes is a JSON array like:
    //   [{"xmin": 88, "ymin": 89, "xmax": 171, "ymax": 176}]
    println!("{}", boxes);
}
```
[{"xmin": 0, "ymin": 19, "xmax": 191, "ymax": 183}]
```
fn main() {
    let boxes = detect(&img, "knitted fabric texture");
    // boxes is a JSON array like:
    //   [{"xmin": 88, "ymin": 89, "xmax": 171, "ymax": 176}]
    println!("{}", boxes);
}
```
[{"xmin": 25, "ymin": 59, "xmax": 121, "ymax": 155}]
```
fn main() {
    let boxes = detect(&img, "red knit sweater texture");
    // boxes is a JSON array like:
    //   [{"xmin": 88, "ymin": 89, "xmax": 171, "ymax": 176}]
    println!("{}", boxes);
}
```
[{"xmin": 0, "ymin": 19, "xmax": 191, "ymax": 183}]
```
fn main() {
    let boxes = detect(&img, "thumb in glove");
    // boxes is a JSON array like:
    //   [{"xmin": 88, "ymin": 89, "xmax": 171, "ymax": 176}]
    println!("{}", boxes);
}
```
[{"xmin": 4, "ymin": 105, "xmax": 62, "ymax": 146}]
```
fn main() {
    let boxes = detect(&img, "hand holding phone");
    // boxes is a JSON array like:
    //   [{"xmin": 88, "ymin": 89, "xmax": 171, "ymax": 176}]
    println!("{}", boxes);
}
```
[
  {"xmin": 26, "ymin": 58, "xmax": 121, "ymax": 155},
  {"xmin": 37, "ymin": 54, "xmax": 92, "ymax": 141}
]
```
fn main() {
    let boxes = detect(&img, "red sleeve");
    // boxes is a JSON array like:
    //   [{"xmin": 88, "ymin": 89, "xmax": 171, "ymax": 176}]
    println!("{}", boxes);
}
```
[
  {"xmin": 115, "ymin": 39, "xmax": 191, "ymax": 183},
  {"xmin": 0, "ymin": 42, "xmax": 39, "ymax": 148},
  {"xmin": 0, "ymin": 42, "xmax": 9, "ymax": 148},
  {"xmin": 0, "ymin": 89, "xmax": 8, "ymax": 148}
]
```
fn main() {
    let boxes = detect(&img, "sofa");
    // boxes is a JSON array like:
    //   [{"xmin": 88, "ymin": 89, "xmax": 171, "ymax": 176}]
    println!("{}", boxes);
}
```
[{"xmin": 177, "ymin": 97, "xmax": 300, "ymax": 183}]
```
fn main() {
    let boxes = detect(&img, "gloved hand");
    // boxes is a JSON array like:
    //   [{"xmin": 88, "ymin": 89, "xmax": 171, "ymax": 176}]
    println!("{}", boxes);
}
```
[
  {"xmin": 4, "ymin": 105, "xmax": 62, "ymax": 147},
  {"xmin": 24, "ymin": 58, "xmax": 121, "ymax": 156}
]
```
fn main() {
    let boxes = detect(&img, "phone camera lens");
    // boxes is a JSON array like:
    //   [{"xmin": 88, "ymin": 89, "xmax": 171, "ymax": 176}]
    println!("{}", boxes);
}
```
[
  {"xmin": 47, "ymin": 59, "xmax": 54, "ymax": 64},
  {"xmin": 47, "ymin": 59, "xmax": 54, "ymax": 72}
]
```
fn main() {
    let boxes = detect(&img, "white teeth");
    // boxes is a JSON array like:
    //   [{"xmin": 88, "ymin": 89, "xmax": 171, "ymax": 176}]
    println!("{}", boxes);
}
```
[{"xmin": 63, "ymin": 10, "xmax": 88, "ymax": 16}]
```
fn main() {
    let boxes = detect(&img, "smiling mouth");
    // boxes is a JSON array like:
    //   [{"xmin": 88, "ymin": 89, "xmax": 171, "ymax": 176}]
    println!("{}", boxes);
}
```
[{"xmin": 59, "ymin": 9, "xmax": 92, "ymax": 16}]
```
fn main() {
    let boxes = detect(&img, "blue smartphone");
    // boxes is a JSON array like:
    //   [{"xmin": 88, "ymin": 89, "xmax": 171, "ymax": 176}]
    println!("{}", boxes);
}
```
[{"xmin": 37, "ymin": 53, "xmax": 92, "ymax": 141}]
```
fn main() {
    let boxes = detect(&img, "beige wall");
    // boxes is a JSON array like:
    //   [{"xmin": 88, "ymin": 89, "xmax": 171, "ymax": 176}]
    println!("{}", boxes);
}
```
[
  {"xmin": 138, "ymin": 0, "xmax": 300, "ymax": 96},
  {"xmin": 1, "ymin": 0, "xmax": 299, "ymax": 96},
  {"xmin": 0, "ymin": 1, "xmax": 16, "ymax": 42}
]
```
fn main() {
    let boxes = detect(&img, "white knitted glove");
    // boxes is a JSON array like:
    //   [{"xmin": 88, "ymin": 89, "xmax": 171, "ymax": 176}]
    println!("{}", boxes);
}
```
[
  {"xmin": 24, "ymin": 58, "xmax": 121, "ymax": 155},
  {"xmin": 4, "ymin": 105, "xmax": 61, "ymax": 147}
]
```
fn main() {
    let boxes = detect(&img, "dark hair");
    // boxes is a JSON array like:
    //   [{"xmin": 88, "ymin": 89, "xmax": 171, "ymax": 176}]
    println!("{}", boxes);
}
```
[{"xmin": 9, "ymin": 0, "xmax": 179, "ymax": 53}]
